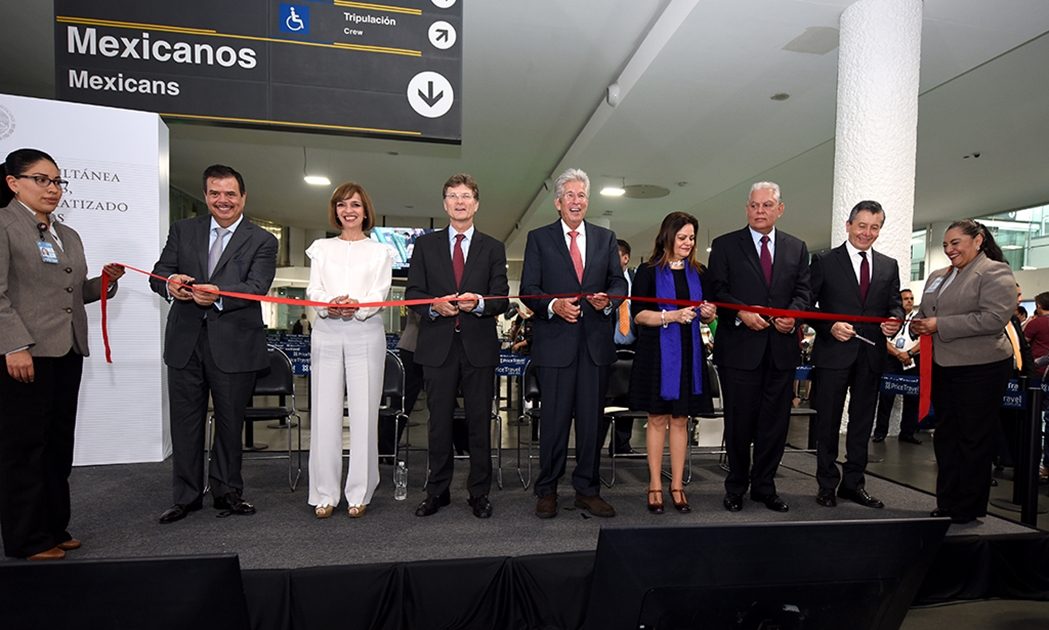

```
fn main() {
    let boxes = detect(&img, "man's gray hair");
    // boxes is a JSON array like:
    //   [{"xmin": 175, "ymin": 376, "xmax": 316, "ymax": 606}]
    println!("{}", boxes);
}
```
[
  {"xmin": 749, "ymin": 181, "xmax": 781, "ymax": 204},
  {"xmin": 554, "ymin": 168, "xmax": 590, "ymax": 199}
]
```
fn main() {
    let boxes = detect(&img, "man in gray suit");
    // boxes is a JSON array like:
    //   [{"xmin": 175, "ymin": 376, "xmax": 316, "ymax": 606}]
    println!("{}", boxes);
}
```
[{"xmin": 150, "ymin": 165, "xmax": 278, "ymax": 524}]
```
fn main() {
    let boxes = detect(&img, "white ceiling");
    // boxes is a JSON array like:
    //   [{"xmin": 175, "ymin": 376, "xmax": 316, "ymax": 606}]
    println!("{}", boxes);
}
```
[{"xmin": 2, "ymin": 0, "xmax": 1047, "ymax": 262}]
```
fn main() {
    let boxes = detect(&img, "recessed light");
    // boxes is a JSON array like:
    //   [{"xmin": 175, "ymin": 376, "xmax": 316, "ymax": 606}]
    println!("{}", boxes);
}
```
[
  {"xmin": 600, "ymin": 186, "xmax": 626, "ymax": 196},
  {"xmin": 304, "ymin": 175, "xmax": 331, "ymax": 186}
]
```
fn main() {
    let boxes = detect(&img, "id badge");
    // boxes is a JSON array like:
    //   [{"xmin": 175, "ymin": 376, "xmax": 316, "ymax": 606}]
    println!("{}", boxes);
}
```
[
  {"xmin": 38, "ymin": 241, "xmax": 58, "ymax": 264},
  {"xmin": 895, "ymin": 337, "xmax": 906, "ymax": 349},
  {"xmin": 925, "ymin": 276, "xmax": 944, "ymax": 293}
]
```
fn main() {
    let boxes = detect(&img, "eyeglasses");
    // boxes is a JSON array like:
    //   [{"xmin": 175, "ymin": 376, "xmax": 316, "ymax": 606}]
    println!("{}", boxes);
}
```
[
  {"xmin": 747, "ymin": 201, "xmax": 778, "ymax": 211},
  {"xmin": 15, "ymin": 174, "xmax": 68, "ymax": 191},
  {"xmin": 445, "ymin": 192, "xmax": 474, "ymax": 200},
  {"xmin": 563, "ymin": 192, "xmax": 587, "ymax": 201}
]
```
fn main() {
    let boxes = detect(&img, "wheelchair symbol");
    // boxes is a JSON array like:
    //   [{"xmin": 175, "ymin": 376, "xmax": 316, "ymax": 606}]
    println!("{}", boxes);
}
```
[{"xmin": 286, "ymin": 7, "xmax": 305, "ymax": 31}]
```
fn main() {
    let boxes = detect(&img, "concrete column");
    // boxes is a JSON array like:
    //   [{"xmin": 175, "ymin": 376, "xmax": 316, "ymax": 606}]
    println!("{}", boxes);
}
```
[{"xmin": 831, "ymin": 0, "xmax": 922, "ymax": 289}]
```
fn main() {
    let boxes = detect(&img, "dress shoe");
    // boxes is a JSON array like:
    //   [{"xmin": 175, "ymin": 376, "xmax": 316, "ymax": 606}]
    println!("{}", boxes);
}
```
[
  {"xmin": 647, "ymin": 488, "xmax": 664, "ymax": 514},
  {"xmin": 214, "ymin": 492, "xmax": 256, "ymax": 515},
  {"xmin": 816, "ymin": 488, "xmax": 837, "ymax": 507},
  {"xmin": 535, "ymin": 493, "xmax": 558, "ymax": 519},
  {"xmin": 55, "ymin": 539, "xmax": 81, "ymax": 551},
  {"xmin": 575, "ymin": 493, "xmax": 615, "ymax": 517},
  {"xmin": 751, "ymin": 492, "xmax": 789, "ymax": 512},
  {"xmin": 468, "ymin": 494, "xmax": 493, "ymax": 519},
  {"xmin": 415, "ymin": 490, "xmax": 451, "ymax": 517},
  {"xmin": 723, "ymin": 492, "xmax": 743, "ymax": 512},
  {"xmin": 670, "ymin": 488, "xmax": 690, "ymax": 513},
  {"xmin": 159, "ymin": 501, "xmax": 203, "ymax": 524},
  {"xmin": 348, "ymin": 504, "xmax": 367, "ymax": 518},
  {"xmin": 837, "ymin": 487, "xmax": 884, "ymax": 509},
  {"xmin": 26, "ymin": 547, "xmax": 65, "ymax": 561},
  {"xmin": 898, "ymin": 434, "xmax": 923, "ymax": 445},
  {"xmin": 930, "ymin": 508, "xmax": 951, "ymax": 518},
  {"xmin": 872, "ymin": 435, "xmax": 886, "ymax": 443},
  {"xmin": 315, "ymin": 504, "xmax": 334, "ymax": 518}
]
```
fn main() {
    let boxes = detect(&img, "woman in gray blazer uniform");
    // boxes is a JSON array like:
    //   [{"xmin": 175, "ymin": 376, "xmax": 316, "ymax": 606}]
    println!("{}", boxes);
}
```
[
  {"xmin": 0, "ymin": 149, "xmax": 123, "ymax": 560},
  {"xmin": 912, "ymin": 220, "xmax": 1016, "ymax": 524}
]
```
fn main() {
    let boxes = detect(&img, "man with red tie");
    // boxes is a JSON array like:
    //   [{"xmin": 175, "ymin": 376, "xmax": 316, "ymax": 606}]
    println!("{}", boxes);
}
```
[
  {"xmin": 808, "ymin": 200, "xmax": 904, "ymax": 509},
  {"xmin": 406, "ymin": 174, "xmax": 508, "ymax": 518},
  {"xmin": 521, "ymin": 168, "xmax": 627, "ymax": 518}
]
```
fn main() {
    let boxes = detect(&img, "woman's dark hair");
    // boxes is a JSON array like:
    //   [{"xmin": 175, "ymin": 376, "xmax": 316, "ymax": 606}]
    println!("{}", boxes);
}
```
[
  {"xmin": 946, "ymin": 219, "xmax": 1005, "ymax": 263},
  {"xmin": 1, "ymin": 148, "xmax": 58, "ymax": 207},
  {"xmin": 649, "ymin": 211, "xmax": 704, "ymax": 272}
]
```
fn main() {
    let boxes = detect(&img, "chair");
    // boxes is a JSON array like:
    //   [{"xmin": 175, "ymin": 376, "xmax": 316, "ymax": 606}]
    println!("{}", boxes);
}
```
[
  {"xmin": 378, "ymin": 349, "xmax": 413, "ymax": 480},
  {"xmin": 601, "ymin": 350, "xmax": 649, "ymax": 487},
  {"xmin": 515, "ymin": 359, "xmax": 541, "ymax": 489},
  {"xmin": 206, "ymin": 345, "xmax": 302, "ymax": 491}
]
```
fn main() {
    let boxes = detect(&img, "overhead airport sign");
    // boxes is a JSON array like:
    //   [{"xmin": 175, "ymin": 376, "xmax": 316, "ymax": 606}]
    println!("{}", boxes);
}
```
[{"xmin": 54, "ymin": 0, "xmax": 462, "ymax": 143}]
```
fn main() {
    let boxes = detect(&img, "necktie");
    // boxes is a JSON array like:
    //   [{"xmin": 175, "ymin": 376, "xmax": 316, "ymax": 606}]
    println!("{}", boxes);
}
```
[
  {"xmin": 208, "ymin": 227, "xmax": 229, "ymax": 277},
  {"xmin": 453, "ymin": 233, "xmax": 465, "ymax": 288},
  {"xmin": 759, "ymin": 235, "xmax": 772, "ymax": 285},
  {"xmin": 569, "ymin": 230, "xmax": 583, "ymax": 283},
  {"xmin": 618, "ymin": 299, "xmax": 630, "ymax": 336},
  {"xmin": 859, "ymin": 251, "xmax": 870, "ymax": 302},
  {"xmin": 1006, "ymin": 323, "xmax": 1022, "ymax": 371}
]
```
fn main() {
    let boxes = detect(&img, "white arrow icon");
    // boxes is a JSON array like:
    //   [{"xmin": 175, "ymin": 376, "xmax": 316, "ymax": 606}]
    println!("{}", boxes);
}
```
[
  {"xmin": 428, "ymin": 21, "xmax": 456, "ymax": 50},
  {"xmin": 407, "ymin": 71, "xmax": 454, "ymax": 118}
]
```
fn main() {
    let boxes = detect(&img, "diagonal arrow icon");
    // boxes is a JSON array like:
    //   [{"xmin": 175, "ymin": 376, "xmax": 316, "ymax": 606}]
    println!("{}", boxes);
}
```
[
  {"xmin": 419, "ymin": 81, "xmax": 444, "ymax": 107},
  {"xmin": 436, "ymin": 29, "xmax": 449, "ymax": 42}
]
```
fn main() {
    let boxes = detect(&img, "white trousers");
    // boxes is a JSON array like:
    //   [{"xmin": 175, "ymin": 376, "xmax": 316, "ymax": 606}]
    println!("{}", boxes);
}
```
[{"xmin": 308, "ymin": 315, "xmax": 384, "ymax": 507}]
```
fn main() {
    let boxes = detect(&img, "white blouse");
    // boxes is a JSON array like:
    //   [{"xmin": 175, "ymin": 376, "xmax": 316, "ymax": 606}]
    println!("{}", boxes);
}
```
[{"xmin": 306, "ymin": 237, "xmax": 394, "ymax": 321}]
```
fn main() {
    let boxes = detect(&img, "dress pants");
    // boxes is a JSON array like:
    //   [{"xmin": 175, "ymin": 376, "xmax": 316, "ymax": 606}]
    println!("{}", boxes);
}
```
[
  {"xmin": 0, "ymin": 351, "xmax": 82, "ymax": 558},
  {"xmin": 309, "ymin": 315, "xmax": 383, "ymax": 508},
  {"xmin": 813, "ymin": 360, "xmax": 880, "ymax": 492},
  {"xmin": 168, "ymin": 325, "xmax": 256, "ymax": 505},
  {"xmin": 534, "ymin": 342, "xmax": 609, "ymax": 498},
  {"xmin": 931, "ymin": 358, "xmax": 1012, "ymax": 519},
  {"xmin": 423, "ymin": 333, "xmax": 494, "ymax": 499},
  {"xmin": 875, "ymin": 360, "xmax": 919, "ymax": 438},
  {"xmin": 719, "ymin": 349, "xmax": 794, "ymax": 496}
]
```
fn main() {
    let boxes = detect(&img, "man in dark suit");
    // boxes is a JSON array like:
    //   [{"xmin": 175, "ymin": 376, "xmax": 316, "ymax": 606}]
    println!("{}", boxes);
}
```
[
  {"xmin": 708, "ymin": 181, "xmax": 812, "ymax": 513},
  {"xmin": 406, "ymin": 173, "xmax": 508, "ymax": 518},
  {"xmin": 149, "ymin": 165, "xmax": 278, "ymax": 524},
  {"xmin": 809, "ymin": 200, "xmax": 904, "ymax": 509},
  {"xmin": 521, "ymin": 168, "xmax": 627, "ymax": 519},
  {"xmin": 875, "ymin": 289, "xmax": 922, "ymax": 444}
]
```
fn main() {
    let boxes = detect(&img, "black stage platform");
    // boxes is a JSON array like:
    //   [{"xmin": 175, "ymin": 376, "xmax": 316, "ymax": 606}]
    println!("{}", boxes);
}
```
[{"xmin": 2, "ymin": 451, "xmax": 1047, "ymax": 629}]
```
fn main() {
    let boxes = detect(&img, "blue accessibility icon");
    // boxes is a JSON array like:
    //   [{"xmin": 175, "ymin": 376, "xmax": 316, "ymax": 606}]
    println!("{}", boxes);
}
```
[{"xmin": 280, "ymin": 4, "xmax": 310, "ymax": 34}]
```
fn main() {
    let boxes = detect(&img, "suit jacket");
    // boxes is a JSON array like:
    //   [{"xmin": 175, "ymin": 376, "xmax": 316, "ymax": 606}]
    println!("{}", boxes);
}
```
[
  {"xmin": 0, "ymin": 200, "xmax": 115, "ymax": 357},
  {"xmin": 520, "ymin": 220, "xmax": 627, "ymax": 368},
  {"xmin": 149, "ymin": 214, "xmax": 278, "ymax": 373},
  {"xmin": 916, "ymin": 251, "xmax": 1015, "ymax": 368},
  {"xmin": 707, "ymin": 226, "xmax": 812, "ymax": 371},
  {"xmin": 809, "ymin": 243, "xmax": 904, "ymax": 372},
  {"xmin": 405, "ymin": 228, "xmax": 509, "ymax": 368}
]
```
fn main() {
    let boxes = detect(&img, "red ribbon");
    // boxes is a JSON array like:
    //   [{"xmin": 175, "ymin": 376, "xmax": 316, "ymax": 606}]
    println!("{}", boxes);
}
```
[{"xmin": 919, "ymin": 335, "xmax": 933, "ymax": 419}]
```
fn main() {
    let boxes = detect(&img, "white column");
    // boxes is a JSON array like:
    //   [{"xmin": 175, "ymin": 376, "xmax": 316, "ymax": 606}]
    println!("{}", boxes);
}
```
[{"xmin": 831, "ymin": 0, "xmax": 922, "ymax": 288}]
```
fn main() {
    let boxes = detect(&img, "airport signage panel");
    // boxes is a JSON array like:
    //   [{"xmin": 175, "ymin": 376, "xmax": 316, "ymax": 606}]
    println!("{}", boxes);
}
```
[{"xmin": 54, "ymin": 0, "xmax": 462, "ymax": 142}]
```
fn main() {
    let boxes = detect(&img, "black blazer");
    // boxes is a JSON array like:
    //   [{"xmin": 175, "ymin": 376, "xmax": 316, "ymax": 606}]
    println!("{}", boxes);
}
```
[
  {"xmin": 808, "ymin": 243, "xmax": 905, "ymax": 372},
  {"xmin": 149, "ymin": 215, "xmax": 278, "ymax": 373},
  {"xmin": 405, "ymin": 228, "xmax": 509, "ymax": 368},
  {"xmin": 520, "ymin": 220, "xmax": 627, "ymax": 368},
  {"xmin": 707, "ymin": 226, "xmax": 812, "ymax": 371}
]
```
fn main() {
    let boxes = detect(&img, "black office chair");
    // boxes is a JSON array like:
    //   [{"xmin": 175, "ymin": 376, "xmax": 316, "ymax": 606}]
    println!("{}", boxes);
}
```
[
  {"xmin": 515, "ymin": 360, "xmax": 541, "ymax": 490},
  {"xmin": 378, "ymin": 349, "xmax": 413, "ymax": 480},
  {"xmin": 601, "ymin": 350, "xmax": 648, "ymax": 487},
  {"xmin": 207, "ymin": 345, "xmax": 302, "ymax": 491}
]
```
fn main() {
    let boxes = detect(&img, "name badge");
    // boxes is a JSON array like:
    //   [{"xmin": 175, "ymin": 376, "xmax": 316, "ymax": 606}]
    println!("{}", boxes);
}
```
[
  {"xmin": 925, "ymin": 276, "xmax": 944, "ymax": 293},
  {"xmin": 895, "ymin": 337, "xmax": 906, "ymax": 349},
  {"xmin": 38, "ymin": 241, "xmax": 58, "ymax": 264}
]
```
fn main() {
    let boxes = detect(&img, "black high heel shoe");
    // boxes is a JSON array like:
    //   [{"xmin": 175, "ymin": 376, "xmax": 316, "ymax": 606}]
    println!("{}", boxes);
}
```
[
  {"xmin": 647, "ymin": 489, "xmax": 664, "ymax": 514},
  {"xmin": 670, "ymin": 488, "xmax": 691, "ymax": 513}
]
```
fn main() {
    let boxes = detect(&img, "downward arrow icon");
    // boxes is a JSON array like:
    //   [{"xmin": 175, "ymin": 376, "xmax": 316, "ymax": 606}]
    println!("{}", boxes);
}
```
[{"xmin": 419, "ymin": 81, "xmax": 444, "ymax": 107}]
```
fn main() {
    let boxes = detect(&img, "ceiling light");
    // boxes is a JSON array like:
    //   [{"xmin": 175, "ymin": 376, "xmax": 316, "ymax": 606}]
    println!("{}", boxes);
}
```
[
  {"xmin": 1001, "ymin": 244, "xmax": 1023, "ymax": 250},
  {"xmin": 304, "ymin": 175, "xmax": 330, "ymax": 186},
  {"xmin": 1022, "ymin": 266, "xmax": 1038, "ymax": 271},
  {"xmin": 600, "ymin": 186, "xmax": 625, "ymax": 196}
]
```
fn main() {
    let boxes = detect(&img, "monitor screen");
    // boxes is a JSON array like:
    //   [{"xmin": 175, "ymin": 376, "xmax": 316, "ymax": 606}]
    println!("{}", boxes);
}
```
[{"xmin": 370, "ymin": 227, "xmax": 433, "ymax": 270}]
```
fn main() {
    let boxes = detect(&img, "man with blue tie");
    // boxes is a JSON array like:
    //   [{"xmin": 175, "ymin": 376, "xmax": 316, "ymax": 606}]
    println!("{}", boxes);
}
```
[
  {"xmin": 150, "ymin": 165, "xmax": 278, "ymax": 524},
  {"xmin": 406, "ymin": 174, "xmax": 508, "ymax": 518}
]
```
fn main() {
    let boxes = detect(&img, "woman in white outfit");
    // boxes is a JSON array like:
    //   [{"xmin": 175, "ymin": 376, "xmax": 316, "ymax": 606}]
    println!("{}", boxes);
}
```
[{"xmin": 306, "ymin": 182, "xmax": 393, "ymax": 518}]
